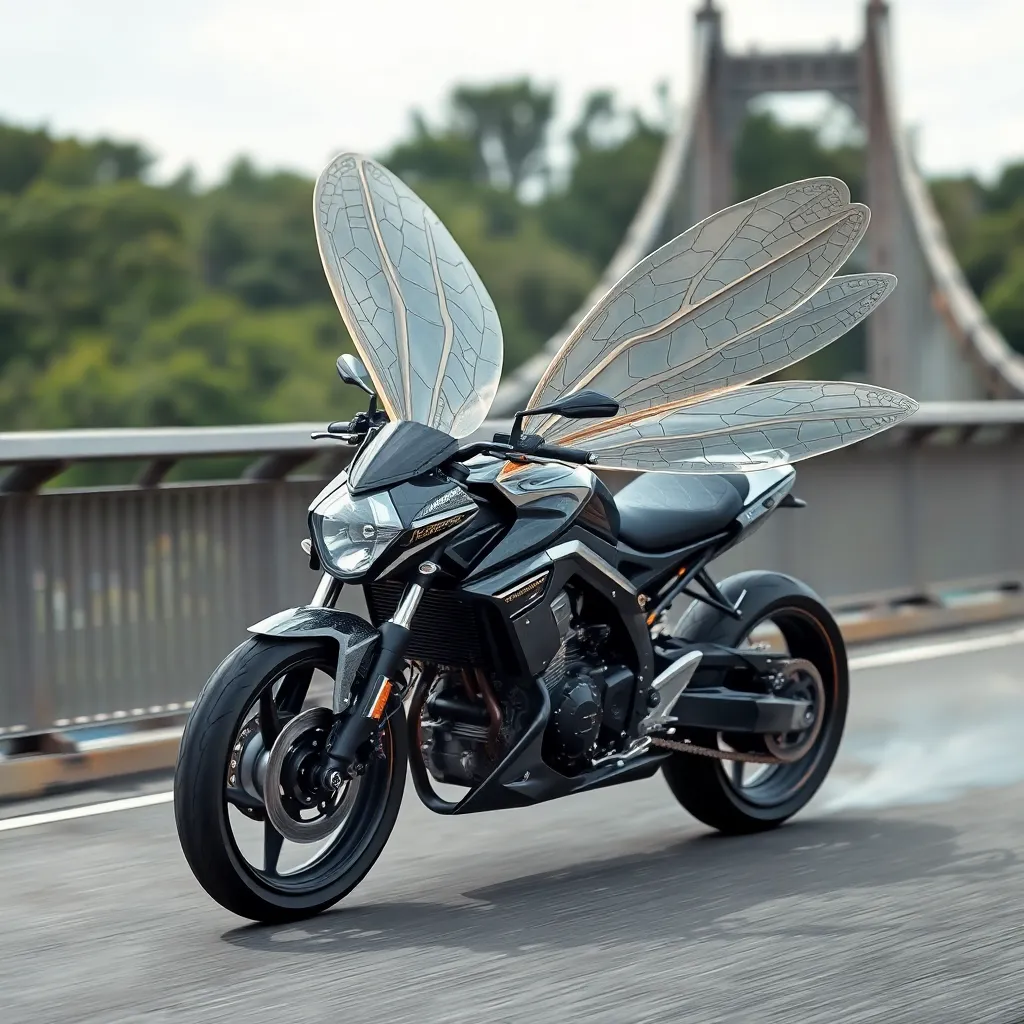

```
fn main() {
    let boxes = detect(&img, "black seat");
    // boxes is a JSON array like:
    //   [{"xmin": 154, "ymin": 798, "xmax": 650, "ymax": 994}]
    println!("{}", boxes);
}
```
[{"xmin": 614, "ymin": 473, "xmax": 749, "ymax": 552}]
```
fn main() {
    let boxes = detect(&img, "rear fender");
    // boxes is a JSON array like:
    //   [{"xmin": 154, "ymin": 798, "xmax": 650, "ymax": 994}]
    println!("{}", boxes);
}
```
[
  {"xmin": 673, "ymin": 570, "xmax": 833, "ymax": 649},
  {"xmin": 247, "ymin": 607, "xmax": 379, "ymax": 712}
]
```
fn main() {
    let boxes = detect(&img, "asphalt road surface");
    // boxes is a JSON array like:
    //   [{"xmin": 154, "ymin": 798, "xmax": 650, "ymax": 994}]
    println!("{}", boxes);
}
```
[{"xmin": 2, "ymin": 624, "xmax": 1023, "ymax": 1024}]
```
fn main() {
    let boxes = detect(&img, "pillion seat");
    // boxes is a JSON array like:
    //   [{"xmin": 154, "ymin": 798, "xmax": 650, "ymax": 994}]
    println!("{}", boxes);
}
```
[{"xmin": 614, "ymin": 473, "xmax": 749, "ymax": 553}]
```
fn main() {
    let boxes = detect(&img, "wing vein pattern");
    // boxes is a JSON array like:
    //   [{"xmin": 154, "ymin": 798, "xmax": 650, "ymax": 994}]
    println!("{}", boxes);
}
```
[
  {"xmin": 311, "ymin": 160, "xmax": 917, "ymax": 469},
  {"xmin": 576, "ymin": 381, "xmax": 917, "ymax": 473},
  {"xmin": 523, "ymin": 176, "xmax": 916, "ymax": 468},
  {"xmin": 315, "ymin": 153, "xmax": 503, "ymax": 438}
]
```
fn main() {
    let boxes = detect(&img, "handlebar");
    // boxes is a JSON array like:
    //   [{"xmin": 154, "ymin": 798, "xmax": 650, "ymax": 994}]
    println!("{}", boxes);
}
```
[
  {"xmin": 451, "ymin": 438, "xmax": 595, "ymax": 467},
  {"xmin": 532, "ymin": 443, "xmax": 595, "ymax": 465}
]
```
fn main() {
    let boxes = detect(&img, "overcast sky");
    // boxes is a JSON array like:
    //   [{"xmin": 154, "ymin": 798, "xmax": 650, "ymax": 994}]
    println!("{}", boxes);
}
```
[{"xmin": 1, "ymin": 0, "xmax": 1021, "ymax": 185}]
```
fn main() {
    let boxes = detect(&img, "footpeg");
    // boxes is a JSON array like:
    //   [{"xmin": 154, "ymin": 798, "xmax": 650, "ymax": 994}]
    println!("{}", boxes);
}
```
[{"xmin": 638, "ymin": 651, "xmax": 702, "ymax": 734}]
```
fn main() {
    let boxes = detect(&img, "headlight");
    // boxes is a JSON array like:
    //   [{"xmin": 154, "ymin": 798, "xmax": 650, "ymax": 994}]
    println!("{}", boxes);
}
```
[{"xmin": 310, "ymin": 482, "xmax": 402, "ymax": 579}]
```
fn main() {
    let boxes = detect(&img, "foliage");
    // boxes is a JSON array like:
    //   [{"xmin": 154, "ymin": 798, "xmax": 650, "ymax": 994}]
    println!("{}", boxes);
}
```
[
  {"xmin": 0, "ymin": 92, "xmax": 1022, "ymax": 434},
  {"xmin": 734, "ymin": 111, "xmax": 865, "ymax": 204},
  {"xmin": 541, "ymin": 98, "xmax": 665, "ymax": 268},
  {"xmin": 931, "ymin": 162, "xmax": 1024, "ymax": 353},
  {"xmin": 735, "ymin": 111, "xmax": 1024, "ymax": 362}
]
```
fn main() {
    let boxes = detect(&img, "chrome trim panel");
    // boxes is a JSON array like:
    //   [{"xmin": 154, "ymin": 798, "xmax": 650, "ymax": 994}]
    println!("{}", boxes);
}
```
[
  {"xmin": 414, "ymin": 486, "xmax": 476, "ymax": 520},
  {"xmin": 474, "ymin": 460, "xmax": 595, "ymax": 508},
  {"xmin": 409, "ymin": 505, "xmax": 479, "ymax": 531},
  {"xmin": 377, "ymin": 505, "xmax": 478, "ymax": 578},
  {"xmin": 735, "ymin": 467, "xmax": 796, "ymax": 529},
  {"xmin": 546, "ymin": 539, "xmax": 637, "ymax": 597},
  {"xmin": 493, "ymin": 570, "xmax": 551, "ymax": 602}
]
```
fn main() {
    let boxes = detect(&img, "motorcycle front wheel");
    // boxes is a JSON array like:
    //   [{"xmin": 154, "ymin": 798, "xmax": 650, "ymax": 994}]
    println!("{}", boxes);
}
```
[{"xmin": 174, "ymin": 636, "xmax": 406, "ymax": 923}]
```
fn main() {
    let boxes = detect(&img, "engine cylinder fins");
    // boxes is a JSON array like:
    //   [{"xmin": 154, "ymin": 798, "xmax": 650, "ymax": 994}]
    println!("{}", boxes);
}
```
[
  {"xmin": 418, "ymin": 671, "xmax": 531, "ymax": 788},
  {"xmin": 540, "ymin": 589, "xmax": 575, "ymax": 690}
]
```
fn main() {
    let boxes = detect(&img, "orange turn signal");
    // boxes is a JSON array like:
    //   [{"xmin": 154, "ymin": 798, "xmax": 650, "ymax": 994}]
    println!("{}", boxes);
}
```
[{"xmin": 368, "ymin": 678, "xmax": 393, "ymax": 720}]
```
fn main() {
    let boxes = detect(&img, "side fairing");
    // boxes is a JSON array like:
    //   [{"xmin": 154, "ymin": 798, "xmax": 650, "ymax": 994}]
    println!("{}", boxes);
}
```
[{"xmin": 465, "ymin": 460, "xmax": 596, "ymax": 580}]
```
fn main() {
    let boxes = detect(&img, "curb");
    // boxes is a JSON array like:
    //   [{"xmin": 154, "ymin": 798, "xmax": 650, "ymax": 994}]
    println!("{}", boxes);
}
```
[
  {"xmin": 836, "ymin": 595, "xmax": 1024, "ymax": 644},
  {"xmin": 0, "ymin": 733, "xmax": 182, "ymax": 803},
  {"xmin": 1, "ymin": 602, "xmax": 1021, "ymax": 804}
]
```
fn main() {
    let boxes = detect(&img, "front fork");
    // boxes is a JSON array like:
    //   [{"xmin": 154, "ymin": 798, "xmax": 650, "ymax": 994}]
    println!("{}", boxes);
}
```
[{"xmin": 314, "ymin": 562, "xmax": 437, "ymax": 780}]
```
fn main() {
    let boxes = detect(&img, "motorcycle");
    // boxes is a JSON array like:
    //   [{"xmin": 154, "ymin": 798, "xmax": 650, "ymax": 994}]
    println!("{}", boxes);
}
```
[{"xmin": 173, "ymin": 157, "xmax": 916, "ymax": 922}]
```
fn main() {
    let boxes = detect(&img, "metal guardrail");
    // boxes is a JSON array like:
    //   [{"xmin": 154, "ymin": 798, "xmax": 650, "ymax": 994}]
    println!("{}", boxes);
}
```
[
  {"xmin": 3, "ymin": 404, "xmax": 1022, "ymax": 491},
  {"xmin": 1, "ymin": 404, "xmax": 1023, "ymax": 739},
  {"xmin": 0, "ymin": 421, "xmax": 511, "ymax": 493}
]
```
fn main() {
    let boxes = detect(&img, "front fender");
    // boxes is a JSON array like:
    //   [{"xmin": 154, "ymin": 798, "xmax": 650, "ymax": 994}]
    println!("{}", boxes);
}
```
[{"xmin": 247, "ymin": 607, "xmax": 379, "ymax": 712}]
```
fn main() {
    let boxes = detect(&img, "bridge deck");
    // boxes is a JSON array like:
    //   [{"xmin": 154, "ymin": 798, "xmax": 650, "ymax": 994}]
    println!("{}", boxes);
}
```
[{"xmin": 1, "ymin": 624, "xmax": 1022, "ymax": 1023}]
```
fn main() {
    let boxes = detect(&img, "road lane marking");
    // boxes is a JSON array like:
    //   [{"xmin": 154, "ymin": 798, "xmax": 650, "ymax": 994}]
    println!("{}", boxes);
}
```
[
  {"xmin": 849, "ymin": 624, "xmax": 1024, "ymax": 671},
  {"xmin": 0, "ymin": 623, "xmax": 1022, "ymax": 835},
  {"xmin": 0, "ymin": 791, "xmax": 173, "ymax": 833}
]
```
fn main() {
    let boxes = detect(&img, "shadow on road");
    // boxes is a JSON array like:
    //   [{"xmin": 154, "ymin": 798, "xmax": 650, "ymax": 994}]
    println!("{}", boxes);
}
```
[{"xmin": 222, "ymin": 816, "xmax": 1016, "ymax": 957}]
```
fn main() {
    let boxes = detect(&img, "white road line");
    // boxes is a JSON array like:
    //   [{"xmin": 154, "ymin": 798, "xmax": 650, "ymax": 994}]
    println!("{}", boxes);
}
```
[
  {"xmin": 1, "ymin": 623, "xmax": 1022, "ymax": 835},
  {"xmin": 849, "ymin": 624, "xmax": 1024, "ymax": 670},
  {"xmin": 0, "ymin": 791, "xmax": 173, "ymax": 833}
]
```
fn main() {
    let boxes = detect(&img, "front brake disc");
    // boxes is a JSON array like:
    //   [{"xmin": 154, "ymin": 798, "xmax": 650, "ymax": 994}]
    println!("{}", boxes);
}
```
[{"xmin": 263, "ymin": 707, "xmax": 359, "ymax": 843}]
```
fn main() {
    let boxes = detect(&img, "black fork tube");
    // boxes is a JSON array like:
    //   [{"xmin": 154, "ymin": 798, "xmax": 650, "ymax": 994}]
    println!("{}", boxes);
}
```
[{"xmin": 323, "ymin": 563, "xmax": 435, "ymax": 772}]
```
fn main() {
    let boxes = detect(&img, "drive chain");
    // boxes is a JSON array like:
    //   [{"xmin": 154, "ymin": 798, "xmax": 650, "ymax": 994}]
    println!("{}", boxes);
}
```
[{"xmin": 649, "ymin": 735, "xmax": 782, "ymax": 765}]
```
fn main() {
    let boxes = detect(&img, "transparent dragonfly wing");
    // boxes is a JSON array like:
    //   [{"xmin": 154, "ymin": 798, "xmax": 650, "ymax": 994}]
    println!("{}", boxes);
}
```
[
  {"xmin": 526, "ymin": 177, "xmax": 869, "ymax": 439},
  {"xmin": 315, "ymin": 153, "xmax": 503, "ymax": 438},
  {"xmin": 543, "ymin": 273, "xmax": 896, "ymax": 442},
  {"xmin": 566, "ymin": 381, "xmax": 918, "ymax": 474}
]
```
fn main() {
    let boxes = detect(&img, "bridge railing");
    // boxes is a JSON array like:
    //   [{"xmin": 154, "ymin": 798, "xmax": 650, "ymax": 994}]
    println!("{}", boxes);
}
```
[{"xmin": 1, "ymin": 403, "xmax": 1023, "ymax": 739}]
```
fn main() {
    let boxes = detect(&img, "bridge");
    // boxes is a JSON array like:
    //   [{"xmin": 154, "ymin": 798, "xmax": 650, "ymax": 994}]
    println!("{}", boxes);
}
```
[
  {"xmin": 495, "ymin": 0, "xmax": 1024, "ymax": 411},
  {"xmin": 0, "ymin": 3, "xmax": 1023, "ymax": 1021}
]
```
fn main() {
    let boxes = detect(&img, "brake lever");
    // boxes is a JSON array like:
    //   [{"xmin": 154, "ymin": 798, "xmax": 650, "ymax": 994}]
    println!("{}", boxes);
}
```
[{"xmin": 310, "ymin": 432, "xmax": 361, "ymax": 444}]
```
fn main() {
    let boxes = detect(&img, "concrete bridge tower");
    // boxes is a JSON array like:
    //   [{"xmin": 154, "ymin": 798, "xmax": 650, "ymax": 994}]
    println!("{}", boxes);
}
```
[{"xmin": 495, "ymin": 1, "xmax": 1024, "ymax": 413}]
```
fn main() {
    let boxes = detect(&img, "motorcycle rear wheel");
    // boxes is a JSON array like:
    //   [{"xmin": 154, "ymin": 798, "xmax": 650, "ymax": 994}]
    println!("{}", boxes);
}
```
[
  {"xmin": 174, "ymin": 636, "xmax": 406, "ymax": 923},
  {"xmin": 661, "ymin": 571, "xmax": 848, "ymax": 834}
]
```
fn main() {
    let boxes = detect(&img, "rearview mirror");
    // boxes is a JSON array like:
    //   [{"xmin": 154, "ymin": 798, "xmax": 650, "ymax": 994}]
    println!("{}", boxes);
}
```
[
  {"xmin": 507, "ymin": 390, "xmax": 619, "ymax": 449},
  {"xmin": 336, "ymin": 354, "xmax": 375, "ymax": 396},
  {"xmin": 528, "ymin": 390, "xmax": 619, "ymax": 420}
]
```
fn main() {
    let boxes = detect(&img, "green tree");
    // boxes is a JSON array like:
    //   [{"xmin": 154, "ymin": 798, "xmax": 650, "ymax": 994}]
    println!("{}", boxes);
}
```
[
  {"xmin": 197, "ymin": 161, "xmax": 332, "ymax": 308},
  {"xmin": 541, "ymin": 94, "xmax": 665, "ymax": 268},
  {"xmin": 383, "ymin": 113, "xmax": 476, "ymax": 184},
  {"xmin": 930, "ymin": 165, "xmax": 1024, "ymax": 355},
  {"xmin": 0, "ymin": 122, "xmax": 53, "ymax": 193},
  {"xmin": 733, "ymin": 109, "xmax": 864, "ymax": 203},
  {"xmin": 3, "ymin": 91, "xmax": 1024, "ymax": 437},
  {"xmin": 984, "ymin": 253, "xmax": 1024, "ymax": 352},
  {"xmin": 985, "ymin": 162, "xmax": 1024, "ymax": 212},
  {"xmin": 451, "ymin": 80, "xmax": 555, "ymax": 192}
]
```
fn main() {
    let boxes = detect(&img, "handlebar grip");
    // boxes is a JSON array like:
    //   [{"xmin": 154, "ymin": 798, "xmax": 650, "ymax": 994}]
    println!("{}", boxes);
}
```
[
  {"xmin": 327, "ymin": 420, "xmax": 352, "ymax": 434},
  {"xmin": 533, "ymin": 444, "xmax": 594, "ymax": 466}
]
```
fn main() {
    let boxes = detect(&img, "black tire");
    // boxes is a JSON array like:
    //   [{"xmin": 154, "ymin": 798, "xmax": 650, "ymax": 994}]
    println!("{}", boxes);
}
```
[
  {"xmin": 661, "ymin": 571, "xmax": 848, "ymax": 835},
  {"xmin": 174, "ymin": 635, "xmax": 406, "ymax": 923}
]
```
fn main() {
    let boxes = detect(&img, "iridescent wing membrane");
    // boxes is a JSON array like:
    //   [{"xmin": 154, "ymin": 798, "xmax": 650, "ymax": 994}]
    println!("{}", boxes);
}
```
[
  {"xmin": 570, "ymin": 381, "xmax": 917, "ymax": 473},
  {"xmin": 315, "ymin": 154, "xmax": 503, "ymax": 438},
  {"xmin": 525, "ymin": 176, "xmax": 916, "ymax": 471}
]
